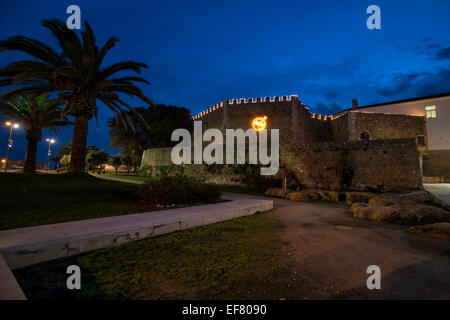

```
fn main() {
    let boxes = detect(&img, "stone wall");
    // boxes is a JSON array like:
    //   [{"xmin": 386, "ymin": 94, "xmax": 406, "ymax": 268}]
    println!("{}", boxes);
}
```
[
  {"xmin": 194, "ymin": 96, "xmax": 332, "ymax": 145},
  {"xmin": 281, "ymin": 138, "xmax": 422, "ymax": 192},
  {"xmin": 140, "ymin": 148, "xmax": 173, "ymax": 167},
  {"xmin": 422, "ymin": 150, "xmax": 450, "ymax": 182},
  {"xmin": 140, "ymin": 96, "xmax": 426, "ymax": 191},
  {"xmin": 331, "ymin": 111, "xmax": 426, "ymax": 143}
]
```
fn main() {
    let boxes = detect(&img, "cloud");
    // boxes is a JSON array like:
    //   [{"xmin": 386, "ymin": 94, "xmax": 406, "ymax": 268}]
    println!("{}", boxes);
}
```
[
  {"xmin": 312, "ymin": 102, "xmax": 344, "ymax": 115},
  {"xmin": 376, "ymin": 69, "xmax": 450, "ymax": 99},
  {"xmin": 436, "ymin": 47, "xmax": 450, "ymax": 60},
  {"xmin": 324, "ymin": 91, "xmax": 341, "ymax": 99},
  {"xmin": 377, "ymin": 73, "xmax": 423, "ymax": 96}
]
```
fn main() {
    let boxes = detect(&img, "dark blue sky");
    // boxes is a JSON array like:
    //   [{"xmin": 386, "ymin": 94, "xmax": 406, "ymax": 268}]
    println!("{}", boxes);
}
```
[{"xmin": 0, "ymin": 0, "xmax": 449, "ymax": 161}]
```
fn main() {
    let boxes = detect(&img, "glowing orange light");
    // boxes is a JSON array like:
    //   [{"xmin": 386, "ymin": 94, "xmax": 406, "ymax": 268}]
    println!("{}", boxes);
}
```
[{"xmin": 251, "ymin": 116, "xmax": 268, "ymax": 131}]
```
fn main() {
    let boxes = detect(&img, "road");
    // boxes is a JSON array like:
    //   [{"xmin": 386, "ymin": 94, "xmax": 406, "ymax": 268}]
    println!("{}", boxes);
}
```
[{"xmin": 225, "ymin": 192, "xmax": 450, "ymax": 299}]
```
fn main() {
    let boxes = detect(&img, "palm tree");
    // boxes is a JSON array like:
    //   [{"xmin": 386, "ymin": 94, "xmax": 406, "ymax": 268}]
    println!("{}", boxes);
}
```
[
  {"xmin": 0, "ymin": 93, "xmax": 71, "ymax": 173},
  {"xmin": 0, "ymin": 19, "xmax": 152, "ymax": 173}
]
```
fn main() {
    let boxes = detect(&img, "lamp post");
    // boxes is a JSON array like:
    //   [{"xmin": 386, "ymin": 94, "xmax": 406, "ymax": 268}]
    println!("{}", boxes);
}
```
[
  {"xmin": 4, "ymin": 122, "xmax": 19, "ymax": 173},
  {"xmin": 46, "ymin": 138, "xmax": 55, "ymax": 172}
]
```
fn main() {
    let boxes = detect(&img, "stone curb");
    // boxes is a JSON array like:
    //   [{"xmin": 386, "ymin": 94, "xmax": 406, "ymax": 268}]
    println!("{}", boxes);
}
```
[{"xmin": 0, "ymin": 254, "xmax": 26, "ymax": 300}]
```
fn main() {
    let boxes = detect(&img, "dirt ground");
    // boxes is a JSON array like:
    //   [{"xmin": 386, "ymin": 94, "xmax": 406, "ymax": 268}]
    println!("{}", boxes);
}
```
[{"xmin": 225, "ymin": 192, "xmax": 450, "ymax": 299}]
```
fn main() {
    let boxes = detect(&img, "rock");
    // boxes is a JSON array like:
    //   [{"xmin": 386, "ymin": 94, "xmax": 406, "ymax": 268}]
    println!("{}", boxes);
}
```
[
  {"xmin": 318, "ymin": 191, "xmax": 332, "ymax": 201},
  {"xmin": 329, "ymin": 191, "xmax": 340, "ymax": 202},
  {"xmin": 368, "ymin": 197, "xmax": 395, "ymax": 206},
  {"xmin": 286, "ymin": 191, "xmax": 309, "ymax": 201},
  {"xmin": 351, "ymin": 202, "xmax": 450, "ymax": 224},
  {"xmin": 305, "ymin": 190, "xmax": 321, "ymax": 201},
  {"xmin": 383, "ymin": 190, "xmax": 433, "ymax": 203},
  {"xmin": 345, "ymin": 192, "xmax": 371, "ymax": 205},
  {"xmin": 265, "ymin": 188, "xmax": 285, "ymax": 198},
  {"xmin": 350, "ymin": 203, "xmax": 397, "ymax": 222},
  {"xmin": 408, "ymin": 223, "xmax": 450, "ymax": 240}
]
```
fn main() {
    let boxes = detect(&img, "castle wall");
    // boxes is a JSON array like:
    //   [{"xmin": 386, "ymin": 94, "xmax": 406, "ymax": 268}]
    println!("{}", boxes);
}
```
[
  {"xmin": 194, "ymin": 95, "xmax": 331, "ymax": 147},
  {"xmin": 331, "ymin": 111, "xmax": 426, "ymax": 143},
  {"xmin": 281, "ymin": 139, "xmax": 422, "ymax": 192},
  {"xmin": 141, "ymin": 95, "xmax": 425, "ymax": 191},
  {"xmin": 141, "ymin": 148, "xmax": 173, "ymax": 167}
]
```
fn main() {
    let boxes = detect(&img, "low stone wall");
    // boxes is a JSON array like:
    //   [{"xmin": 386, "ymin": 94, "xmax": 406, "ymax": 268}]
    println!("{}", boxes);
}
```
[
  {"xmin": 140, "ymin": 147, "xmax": 173, "ymax": 167},
  {"xmin": 422, "ymin": 150, "xmax": 450, "ymax": 182},
  {"xmin": 140, "ymin": 139, "xmax": 422, "ymax": 192},
  {"xmin": 281, "ymin": 138, "xmax": 422, "ymax": 192}
]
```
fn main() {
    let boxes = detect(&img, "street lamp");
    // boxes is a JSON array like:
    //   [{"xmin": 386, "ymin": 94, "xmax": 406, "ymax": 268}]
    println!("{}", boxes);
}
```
[
  {"xmin": 4, "ymin": 122, "xmax": 19, "ymax": 173},
  {"xmin": 46, "ymin": 138, "xmax": 55, "ymax": 172}
]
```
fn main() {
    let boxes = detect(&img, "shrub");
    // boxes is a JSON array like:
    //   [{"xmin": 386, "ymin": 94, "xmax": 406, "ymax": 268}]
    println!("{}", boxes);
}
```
[{"xmin": 139, "ymin": 177, "xmax": 221, "ymax": 207}]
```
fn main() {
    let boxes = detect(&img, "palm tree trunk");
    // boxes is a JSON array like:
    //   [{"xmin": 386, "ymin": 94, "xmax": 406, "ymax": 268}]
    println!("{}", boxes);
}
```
[
  {"xmin": 70, "ymin": 115, "xmax": 89, "ymax": 174},
  {"xmin": 24, "ymin": 138, "xmax": 38, "ymax": 173}
]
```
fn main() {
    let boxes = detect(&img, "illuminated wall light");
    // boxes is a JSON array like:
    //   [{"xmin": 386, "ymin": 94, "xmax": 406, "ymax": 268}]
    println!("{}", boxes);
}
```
[{"xmin": 251, "ymin": 116, "xmax": 268, "ymax": 131}]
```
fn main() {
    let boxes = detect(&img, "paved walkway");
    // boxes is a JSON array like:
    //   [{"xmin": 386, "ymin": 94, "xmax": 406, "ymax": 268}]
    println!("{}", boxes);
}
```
[
  {"xmin": 0, "ymin": 196, "xmax": 272, "ymax": 271},
  {"xmin": 225, "ymin": 192, "xmax": 450, "ymax": 299},
  {"xmin": 424, "ymin": 183, "xmax": 450, "ymax": 206}
]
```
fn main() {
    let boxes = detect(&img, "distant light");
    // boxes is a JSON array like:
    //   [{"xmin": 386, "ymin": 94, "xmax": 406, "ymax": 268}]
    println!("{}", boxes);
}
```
[
  {"xmin": 51, "ymin": 139, "xmax": 55, "ymax": 143},
  {"xmin": 1, "ymin": 159, "xmax": 5, "ymax": 163},
  {"xmin": 251, "ymin": 116, "xmax": 268, "ymax": 131},
  {"xmin": 6, "ymin": 121, "xmax": 11, "ymax": 126},
  {"xmin": 13, "ymin": 123, "xmax": 19, "ymax": 129}
]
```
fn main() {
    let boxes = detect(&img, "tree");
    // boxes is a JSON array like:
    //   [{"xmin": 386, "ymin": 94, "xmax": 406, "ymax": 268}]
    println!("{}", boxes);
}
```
[
  {"xmin": 110, "ymin": 155, "xmax": 122, "ymax": 174},
  {"xmin": 60, "ymin": 154, "xmax": 71, "ymax": 167},
  {"xmin": 53, "ymin": 142, "xmax": 72, "ymax": 168},
  {"xmin": 0, "ymin": 93, "xmax": 71, "ymax": 173},
  {"xmin": 86, "ymin": 150, "xmax": 108, "ymax": 174},
  {"xmin": 121, "ymin": 154, "xmax": 133, "ymax": 173},
  {"xmin": 108, "ymin": 104, "xmax": 192, "ymax": 168},
  {"xmin": 0, "ymin": 19, "xmax": 152, "ymax": 174}
]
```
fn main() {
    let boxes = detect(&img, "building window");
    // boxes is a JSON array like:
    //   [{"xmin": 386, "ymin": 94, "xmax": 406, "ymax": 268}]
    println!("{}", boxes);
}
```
[
  {"xmin": 360, "ymin": 131, "xmax": 370, "ymax": 141},
  {"xmin": 416, "ymin": 135, "xmax": 426, "ymax": 147},
  {"xmin": 425, "ymin": 105, "xmax": 436, "ymax": 118}
]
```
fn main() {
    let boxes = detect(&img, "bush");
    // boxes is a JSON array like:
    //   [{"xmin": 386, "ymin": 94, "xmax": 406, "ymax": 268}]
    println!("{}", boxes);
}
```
[{"xmin": 139, "ymin": 177, "xmax": 221, "ymax": 207}]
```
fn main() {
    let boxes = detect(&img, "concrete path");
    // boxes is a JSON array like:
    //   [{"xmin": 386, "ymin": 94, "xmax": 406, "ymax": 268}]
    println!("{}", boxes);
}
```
[
  {"xmin": 424, "ymin": 183, "xmax": 450, "ymax": 206},
  {"xmin": 225, "ymin": 192, "xmax": 450, "ymax": 299},
  {"xmin": 0, "ymin": 196, "xmax": 272, "ymax": 271}
]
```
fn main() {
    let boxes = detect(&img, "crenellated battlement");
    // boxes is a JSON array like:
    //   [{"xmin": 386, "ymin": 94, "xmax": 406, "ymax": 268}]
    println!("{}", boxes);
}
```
[
  {"xmin": 193, "ymin": 94, "xmax": 301, "ymax": 120},
  {"xmin": 192, "ymin": 94, "xmax": 332, "ymax": 121}
]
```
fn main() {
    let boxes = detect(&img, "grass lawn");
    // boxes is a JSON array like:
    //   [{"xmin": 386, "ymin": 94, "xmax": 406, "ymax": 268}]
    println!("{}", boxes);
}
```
[
  {"xmin": 0, "ymin": 173, "xmax": 146, "ymax": 231},
  {"xmin": 101, "ymin": 172, "xmax": 158, "ymax": 182},
  {"xmin": 14, "ymin": 213, "xmax": 295, "ymax": 300}
]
